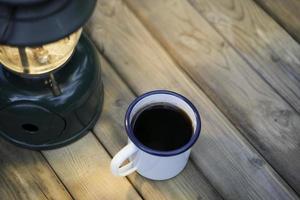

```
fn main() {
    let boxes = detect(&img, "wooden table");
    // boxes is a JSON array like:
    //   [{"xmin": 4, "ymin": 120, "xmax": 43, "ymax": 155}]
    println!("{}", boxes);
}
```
[{"xmin": 1, "ymin": 0, "xmax": 299, "ymax": 199}]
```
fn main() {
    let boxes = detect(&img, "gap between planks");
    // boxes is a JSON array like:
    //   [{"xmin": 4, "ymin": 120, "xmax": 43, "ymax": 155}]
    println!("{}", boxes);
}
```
[
  {"xmin": 252, "ymin": 0, "xmax": 300, "ymax": 43},
  {"xmin": 40, "ymin": 152, "xmax": 79, "ymax": 200}
]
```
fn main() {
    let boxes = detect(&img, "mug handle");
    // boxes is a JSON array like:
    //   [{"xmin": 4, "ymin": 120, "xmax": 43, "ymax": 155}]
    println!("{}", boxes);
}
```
[{"xmin": 111, "ymin": 142, "xmax": 138, "ymax": 176}]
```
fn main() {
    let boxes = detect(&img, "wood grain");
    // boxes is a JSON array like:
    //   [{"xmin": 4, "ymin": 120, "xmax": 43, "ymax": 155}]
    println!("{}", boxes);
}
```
[
  {"xmin": 189, "ymin": 0, "xmax": 300, "ymax": 114},
  {"xmin": 87, "ymin": 0, "xmax": 299, "ymax": 199},
  {"xmin": 124, "ymin": 0, "xmax": 300, "ymax": 195},
  {"xmin": 93, "ymin": 55, "xmax": 222, "ymax": 200},
  {"xmin": 253, "ymin": 0, "xmax": 300, "ymax": 43},
  {"xmin": 43, "ymin": 133, "xmax": 142, "ymax": 200},
  {"xmin": 0, "ymin": 139, "xmax": 72, "ymax": 200}
]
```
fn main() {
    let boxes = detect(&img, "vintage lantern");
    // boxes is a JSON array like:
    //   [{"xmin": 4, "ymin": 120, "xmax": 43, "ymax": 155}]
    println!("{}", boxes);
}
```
[{"xmin": 0, "ymin": 0, "xmax": 103, "ymax": 149}]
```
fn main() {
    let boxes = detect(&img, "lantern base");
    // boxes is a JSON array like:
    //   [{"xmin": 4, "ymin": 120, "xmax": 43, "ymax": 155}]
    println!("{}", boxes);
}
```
[{"xmin": 0, "ymin": 34, "xmax": 104, "ymax": 150}]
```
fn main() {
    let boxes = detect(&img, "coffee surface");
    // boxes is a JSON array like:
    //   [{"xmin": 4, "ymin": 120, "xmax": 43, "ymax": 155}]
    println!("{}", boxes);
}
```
[{"xmin": 132, "ymin": 104, "xmax": 193, "ymax": 151}]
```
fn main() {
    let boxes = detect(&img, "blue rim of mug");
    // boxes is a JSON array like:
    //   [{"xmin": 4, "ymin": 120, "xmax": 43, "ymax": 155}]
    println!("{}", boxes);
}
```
[{"xmin": 125, "ymin": 90, "xmax": 201, "ymax": 157}]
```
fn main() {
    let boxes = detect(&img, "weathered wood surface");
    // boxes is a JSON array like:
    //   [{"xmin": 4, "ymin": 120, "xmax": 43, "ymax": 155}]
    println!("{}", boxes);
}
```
[
  {"xmin": 2, "ymin": 0, "xmax": 300, "ymax": 199},
  {"xmin": 189, "ymin": 0, "xmax": 300, "ymax": 114},
  {"xmin": 124, "ymin": 0, "xmax": 300, "ymax": 195},
  {"xmin": 43, "ymin": 133, "xmax": 142, "ymax": 200},
  {"xmin": 93, "ymin": 55, "xmax": 222, "ymax": 200},
  {"xmin": 0, "ymin": 139, "xmax": 72, "ymax": 200},
  {"xmin": 254, "ymin": 0, "xmax": 300, "ymax": 43},
  {"xmin": 87, "ymin": 0, "xmax": 299, "ymax": 199}
]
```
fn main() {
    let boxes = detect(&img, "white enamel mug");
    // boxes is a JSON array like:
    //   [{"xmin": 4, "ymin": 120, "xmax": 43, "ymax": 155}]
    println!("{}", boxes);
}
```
[{"xmin": 111, "ymin": 90, "xmax": 201, "ymax": 180}]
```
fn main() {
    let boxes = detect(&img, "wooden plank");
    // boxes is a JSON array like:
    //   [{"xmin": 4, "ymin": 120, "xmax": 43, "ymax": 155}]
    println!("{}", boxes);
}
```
[
  {"xmin": 43, "ymin": 133, "xmax": 142, "ymax": 200},
  {"xmin": 93, "ymin": 55, "xmax": 222, "ymax": 200},
  {"xmin": 253, "ymin": 0, "xmax": 300, "ymax": 43},
  {"xmin": 189, "ymin": 0, "xmax": 300, "ymax": 118},
  {"xmin": 0, "ymin": 139, "xmax": 72, "ymax": 200},
  {"xmin": 86, "ymin": 0, "xmax": 299, "ymax": 199},
  {"xmin": 123, "ymin": 0, "xmax": 300, "ymax": 195}
]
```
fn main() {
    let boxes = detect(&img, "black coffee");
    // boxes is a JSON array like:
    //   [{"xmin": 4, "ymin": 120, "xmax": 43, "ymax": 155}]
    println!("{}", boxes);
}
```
[{"xmin": 131, "ymin": 103, "xmax": 193, "ymax": 151}]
